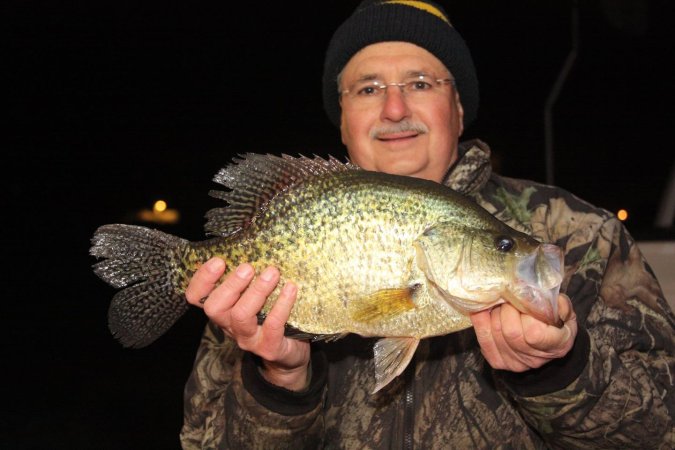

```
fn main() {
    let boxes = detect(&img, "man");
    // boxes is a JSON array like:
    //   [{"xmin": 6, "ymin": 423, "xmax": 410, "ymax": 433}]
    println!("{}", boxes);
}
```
[{"xmin": 180, "ymin": 1, "xmax": 675, "ymax": 448}]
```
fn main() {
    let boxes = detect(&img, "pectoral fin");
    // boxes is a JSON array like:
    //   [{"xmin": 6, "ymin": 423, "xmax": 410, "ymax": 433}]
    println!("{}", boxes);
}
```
[
  {"xmin": 349, "ymin": 287, "xmax": 416, "ymax": 324},
  {"xmin": 372, "ymin": 337, "xmax": 420, "ymax": 393}
]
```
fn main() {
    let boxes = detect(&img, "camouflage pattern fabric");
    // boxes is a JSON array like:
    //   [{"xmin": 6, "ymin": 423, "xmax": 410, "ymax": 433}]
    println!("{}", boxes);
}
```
[{"xmin": 180, "ymin": 140, "xmax": 675, "ymax": 449}]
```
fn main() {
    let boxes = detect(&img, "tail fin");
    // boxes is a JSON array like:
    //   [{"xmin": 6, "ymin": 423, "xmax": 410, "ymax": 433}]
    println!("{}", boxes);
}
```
[{"xmin": 90, "ymin": 224, "xmax": 191, "ymax": 348}]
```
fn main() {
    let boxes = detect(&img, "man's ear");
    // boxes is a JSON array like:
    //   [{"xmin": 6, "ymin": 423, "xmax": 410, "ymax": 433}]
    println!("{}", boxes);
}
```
[
  {"xmin": 455, "ymin": 91, "xmax": 465, "ymax": 136},
  {"xmin": 339, "ymin": 103, "xmax": 348, "ymax": 145}
]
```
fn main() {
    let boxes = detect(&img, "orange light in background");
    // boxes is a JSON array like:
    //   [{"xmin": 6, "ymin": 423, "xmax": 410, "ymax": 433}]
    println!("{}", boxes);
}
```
[
  {"xmin": 153, "ymin": 200, "xmax": 167, "ymax": 213},
  {"xmin": 138, "ymin": 200, "xmax": 180, "ymax": 224},
  {"xmin": 617, "ymin": 209, "xmax": 628, "ymax": 221}
]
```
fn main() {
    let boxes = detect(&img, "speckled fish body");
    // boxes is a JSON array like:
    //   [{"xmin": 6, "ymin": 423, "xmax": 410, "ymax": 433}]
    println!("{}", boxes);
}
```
[
  {"xmin": 195, "ymin": 172, "xmax": 465, "ymax": 335},
  {"xmin": 91, "ymin": 154, "xmax": 563, "ymax": 392}
]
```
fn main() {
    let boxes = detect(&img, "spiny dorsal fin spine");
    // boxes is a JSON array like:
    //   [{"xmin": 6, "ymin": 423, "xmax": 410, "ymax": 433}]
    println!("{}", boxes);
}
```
[{"xmin": 205, "ymin": 153, "xmax": 357, "ymax": 237}]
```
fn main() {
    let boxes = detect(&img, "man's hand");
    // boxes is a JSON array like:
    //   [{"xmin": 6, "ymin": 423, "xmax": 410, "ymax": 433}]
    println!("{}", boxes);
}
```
[
  {"xmin": 470, "ymin": 294, "xmax": 577, "ymax": 372},
  {"xmin": 185, "ymin": 257, "xmax": 311, "ymax": 391}
]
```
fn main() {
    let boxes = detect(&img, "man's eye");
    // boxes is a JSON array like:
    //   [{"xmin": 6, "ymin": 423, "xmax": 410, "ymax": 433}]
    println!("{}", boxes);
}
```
[
  {"xmin": 410, "ymin": 80, "xmax": 432, "ymax": 91},
  {"xmin": 359, "ymin": 86, "xmax": 378, "ymax": 96}
]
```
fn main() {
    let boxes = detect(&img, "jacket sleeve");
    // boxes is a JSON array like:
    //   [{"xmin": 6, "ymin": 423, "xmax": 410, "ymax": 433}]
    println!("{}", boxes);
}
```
[
  {"xmin": 180, "ymin": 320, "xmax": 327, "ymax": 449},
  {"xmin": 500, "ymin": 196, "xmax": 675, "ymax": 448}
]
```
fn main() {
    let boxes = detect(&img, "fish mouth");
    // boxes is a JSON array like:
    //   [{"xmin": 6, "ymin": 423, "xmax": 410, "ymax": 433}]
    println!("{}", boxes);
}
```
[{"xmin": 506, "ymin": 244, "xmax": 564, "ymax": 326}]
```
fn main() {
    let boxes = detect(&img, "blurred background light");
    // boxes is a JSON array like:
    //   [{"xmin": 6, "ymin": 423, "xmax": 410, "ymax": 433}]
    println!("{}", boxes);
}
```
[
  {"xmin": 137, "ymin": 199, "xmax": 180, "ymax": 224},
  {"xmin": 154, "ymin": 199, "xmax": 167, "ymax": 213},
  {"xmin": 617, "ymin": 209, "xmax": 628, "ymax": 221}
]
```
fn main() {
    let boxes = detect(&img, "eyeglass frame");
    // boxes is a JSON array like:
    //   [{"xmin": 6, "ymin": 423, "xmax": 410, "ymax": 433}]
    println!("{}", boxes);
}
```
[{"xmin": 339, "ymin": 75, "xmax": 456, "ymax": 101}]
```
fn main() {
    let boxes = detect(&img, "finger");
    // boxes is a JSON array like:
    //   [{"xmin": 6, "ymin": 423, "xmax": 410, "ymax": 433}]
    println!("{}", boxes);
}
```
[
  {"xmin": 520, "ymin": 318, "xmax": 573, "ymax": 359},
  {"xmin": 557, "ymin": 293, "xmax": 575, "ymax": 323},
  {"xmin": 491, "ymin": 305, "xmax": 531, "ymax": 371},
  {"xmin": 250, "ymin": 282, "xmax": 299, "ymax": 361},
  {"xmin": 185, "ymin": 257, "xmax": 226, "ymax": 306},
  {"xmin": 498, "ymin": 302, "xmax": 524, "ymax": 344},
  {"xmin": 471, "ymin": 308, "xmax": 506, "ymax": 369},
  {"xmin": 499, "ymin": 302, "xmax": 552, "ymax": 356},
  {"xmin": 521, "ymin": 295, "xmax": 576, "ymax": 354},
  {"xmin": 260, "ymin": 282, "xmax": 298, "ymax": 344},
  {"xmin": 558, "ymin": 293, "xmax": 577, "ymax": 350},
  {"xmin": 229, "ymin": 266, "xmax": 280, "ymax": 338},
  {"xmin": 203, "ymin": 263, "xmax": 255, "ymax": 318}
]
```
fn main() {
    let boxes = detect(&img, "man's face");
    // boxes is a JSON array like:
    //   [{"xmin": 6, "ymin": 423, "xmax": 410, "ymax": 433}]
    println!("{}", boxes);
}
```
[{"xmin": 339, "ymin": 42, "xmax": 464, "ymax": 183}]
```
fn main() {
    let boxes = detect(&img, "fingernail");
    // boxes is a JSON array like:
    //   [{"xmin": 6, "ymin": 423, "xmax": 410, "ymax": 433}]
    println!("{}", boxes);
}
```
[
  {"xmin": 205, "ymin": 258, "xmax": 225, "ymax": 274},
  {"xmin": 282, "ymin": 282, "xmax": 297, "ymax": 296},
  {"xmin": 236, "ymin": 264, "xmax": 253, "ymax": 279},
  {"xmin": 475, "ymin": 328, "xmax": 492, "ymax": 340},
  {"xmin": 260, "ymin": 267, "xmax": 276, "ymax": 282}
]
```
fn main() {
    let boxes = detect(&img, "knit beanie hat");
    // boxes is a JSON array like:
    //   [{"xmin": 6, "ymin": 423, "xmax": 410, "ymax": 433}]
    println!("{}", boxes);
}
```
[{"xmin": 322, "ymin": 0, "xmax": 479, "ymax": 129}]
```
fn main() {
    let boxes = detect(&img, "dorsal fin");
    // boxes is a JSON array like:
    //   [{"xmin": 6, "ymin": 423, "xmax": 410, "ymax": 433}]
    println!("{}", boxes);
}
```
[{"xmin": 205, "ymin": 153, "xmax": 357, "ymax": 236}]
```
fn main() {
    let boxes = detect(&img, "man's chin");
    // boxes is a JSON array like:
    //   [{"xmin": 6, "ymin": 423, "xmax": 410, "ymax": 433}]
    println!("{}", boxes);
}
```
[{"xmin": 380, "ymin": 160, "xmax": 429, "ymax": 179}]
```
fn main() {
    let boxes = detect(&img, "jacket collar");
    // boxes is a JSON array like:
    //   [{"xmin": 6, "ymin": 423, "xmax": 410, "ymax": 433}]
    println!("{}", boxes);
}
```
[{"xmin": 442, "ymin": 139, "xmax": 492, "ymax": 195}]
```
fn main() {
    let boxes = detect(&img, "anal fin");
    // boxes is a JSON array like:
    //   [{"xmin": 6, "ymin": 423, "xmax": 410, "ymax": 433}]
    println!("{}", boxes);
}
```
[{"xmin": 372, "ymin": 337, "xmax": 420, "ymax": 393}]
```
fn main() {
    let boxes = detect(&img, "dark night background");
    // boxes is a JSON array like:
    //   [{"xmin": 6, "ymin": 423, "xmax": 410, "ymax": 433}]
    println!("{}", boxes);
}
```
[{"xmin": 5, "ymin": 0, "xmax": 674, "ymax": 448}]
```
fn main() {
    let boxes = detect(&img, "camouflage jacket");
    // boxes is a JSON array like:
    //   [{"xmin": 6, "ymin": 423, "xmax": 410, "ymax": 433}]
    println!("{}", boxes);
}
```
[{"xmin": 180, "ymin": 140, "xmax": 675, "ymax": 449}]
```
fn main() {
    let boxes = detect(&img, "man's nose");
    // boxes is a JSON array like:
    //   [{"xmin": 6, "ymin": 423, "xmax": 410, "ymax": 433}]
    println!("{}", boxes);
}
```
[{"xmin": 380, "ymin": 86, "xmax": 411, "ymax": 122}]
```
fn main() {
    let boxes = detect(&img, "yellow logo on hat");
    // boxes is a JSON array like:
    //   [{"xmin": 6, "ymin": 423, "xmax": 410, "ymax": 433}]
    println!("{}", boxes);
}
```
[{"xmin": 382, "ymin": 1, "xmax": 451, "ymax": 25}]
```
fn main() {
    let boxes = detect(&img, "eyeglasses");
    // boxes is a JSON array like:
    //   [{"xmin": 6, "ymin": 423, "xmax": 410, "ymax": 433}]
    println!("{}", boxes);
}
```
[{"xmin": 340, "ymin": 74, "xmax": 454, "ymax": 107}]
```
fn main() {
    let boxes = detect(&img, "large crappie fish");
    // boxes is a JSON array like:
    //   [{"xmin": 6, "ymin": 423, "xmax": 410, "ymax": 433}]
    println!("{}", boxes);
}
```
[{"xmin": 90, "ymin": 153, "xmax": 564, "ymax": 392}]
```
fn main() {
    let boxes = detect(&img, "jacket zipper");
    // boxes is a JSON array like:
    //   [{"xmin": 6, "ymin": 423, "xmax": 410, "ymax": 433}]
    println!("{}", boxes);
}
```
[{"xmin": 402, "ymin": 355, "xmax": 415, "ymax": 450}]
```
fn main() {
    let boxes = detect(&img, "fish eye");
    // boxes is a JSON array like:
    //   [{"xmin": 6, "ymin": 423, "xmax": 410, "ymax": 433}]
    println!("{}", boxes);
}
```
[{"xmin": 495, "ymin": 236, "xmax": 515, "ymax": 252}]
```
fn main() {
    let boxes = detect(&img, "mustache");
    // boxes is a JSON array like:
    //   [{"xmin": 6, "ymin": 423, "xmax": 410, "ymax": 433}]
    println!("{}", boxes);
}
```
[{"xmin": 370, "ymin": 121, "xmax": 429, "ymax": 139}]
